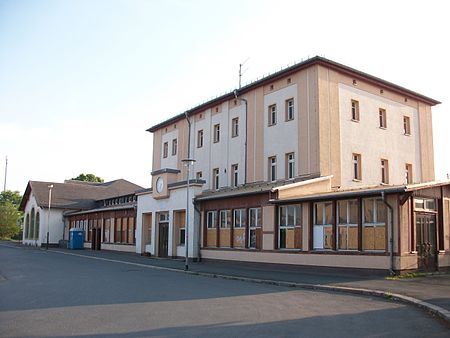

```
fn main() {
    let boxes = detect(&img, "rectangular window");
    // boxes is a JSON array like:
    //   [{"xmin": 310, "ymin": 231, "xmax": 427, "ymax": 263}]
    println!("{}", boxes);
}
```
[
  {"xmin": 337, "ymin": 200, "xmax": 358, "ymax": 250},
  {"xmin": 278, "ymin": 205, "xmax": 301, "ymax": 249},
  {"xmin": 213, "ymin": 168, "xmax": 219, "ymax": 190},
  {"xmin": 363, "ymin": 198, "xmax": 387, "ymax": 251},
  {"xmin": 248, "ymin": 208, "xmax": 262, "ymax": 248},
  {"xmin": 213, "ymin": 124, "xmax": 220, "ymax": 143},
  {"xmin": 381, "ymin": 159, "xmax": 389, "ymax": 184},
  {"xmin": 179, "ymin": 228, "xmax": 185, "ymax": 245},
  {"xmin": 219, "ymin": 210, "xmax": 231, "ymax": 228},
  {"xmin": 115, "ymin": 218, "xmax": 121, "ymax": 243},
  {"xmin": 163, "ymin": 142, "xmax": 168, "ymax": 158},
  {"xmin": 206, "ymin": 211, "xmax": 217, "ymax": 229},
  {"xmin": 121, "ymin": 217, "xmax": 127, "ymax": 243},
  {"xmin": 231, "ymin": 164, "xmax": 238, "ymax": 187},
  {"xmin": 103, "ymin": 218, "xmax": 110, "ymax": 243},
  {"xmin": 268, "ymin": 104, "xmax": 277, "ymax": 126},
  {"xmin": 196, "ymin": 171, "xmax": 203, "ymax": 180},
  {"xmin": 403, "ymin": 116, "xmax": 411, "ymax": 135},
  {"xmin": 351, "ymin": 100, "xmax": 360, "ymax": 121},
  {"xmin": 233, "ymin": 209, "xmax": 246, "ymax": 228},
  {"xmin": 379, "ymin": 108, "xmax": 387, "ymax": 128},
  {"xmin": 352, "ymin": 153, "xmax": 361, "ymax": 180},
  {"xmin": 313, "ymin": 202, "xmax": 333, "ymax": 250},
  {"xmin": 197, "ymin": 130, "xmax": 203, "ymax": 148},
  {"xmin": 405, "ymin": 163, "xmax": 413, "ymax": 184},
  {"xmin": 285, "ymin": 98, "xmax": 294, "ymax": 121},
  {"xmin": 232, "ymin": 117, "xmax": 239, "ymax": 137},
  {"xmin": 128, "ymin": 217, "xmax": 135, "ymax": 244},
  {"xmin": 171, "ymin": 139, "xmax": 177, "ymax": 156},
  {"xmin": 269, "ymin": 156, "xmax": 277, "ymax": 182},
  {"xmin": 286, "ymin": 153, "xmax": 295, "ymax": 179}
]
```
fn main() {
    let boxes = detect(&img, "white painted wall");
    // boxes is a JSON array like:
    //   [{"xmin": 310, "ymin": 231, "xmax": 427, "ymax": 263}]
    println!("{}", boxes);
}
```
[
  {"xmin": 136, "ymin": 185, "xmax": 202, "ymax": 258},
  {"xmin": 22, "ymin": 192, "xmax": 65, "ymax": 246},
  {"xmin": 339, "ymin": 83, "xmax": 422, "ymax": 188},
  {"xmin": 263, "ymin": 84, "xmax": 299, "ymax": 181},
  {"xmin": 190, "ymin": 101, "xmax": 246, "ymax": 190},
  {"xmin": 160, "ymin": 129, "xmax": 179, "ymax": 170}
]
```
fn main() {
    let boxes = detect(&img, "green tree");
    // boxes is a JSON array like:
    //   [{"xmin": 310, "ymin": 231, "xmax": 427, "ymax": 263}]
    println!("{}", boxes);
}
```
[
  {"xmin": 0, "ymin": 191, "xmax": 22, "ymax": 239},
  {"xmin": 0, "ymin": 190, "xmax": 22, "ymax": 207},
  {"xmin": 71, "ymin": 173, "xmax": 104, "ymax": 183}
]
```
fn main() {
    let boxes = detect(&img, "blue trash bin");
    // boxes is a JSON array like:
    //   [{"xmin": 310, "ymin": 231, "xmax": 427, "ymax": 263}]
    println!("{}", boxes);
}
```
[{"xmin": 68, "ymin": 228, "xmax": 84, "ymax": 250}]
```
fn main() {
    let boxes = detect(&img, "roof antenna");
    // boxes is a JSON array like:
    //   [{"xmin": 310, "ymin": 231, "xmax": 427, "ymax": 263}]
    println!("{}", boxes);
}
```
[{"xmin": 239, "ymin": 58, "xmax": 250, "ymax": 89}]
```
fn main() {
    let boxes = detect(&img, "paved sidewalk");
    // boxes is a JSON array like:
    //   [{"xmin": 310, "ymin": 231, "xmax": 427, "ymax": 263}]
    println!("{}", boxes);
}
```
[{"xmin": 5, "ymin": 242, "xmax": 450, "ymax": 325}]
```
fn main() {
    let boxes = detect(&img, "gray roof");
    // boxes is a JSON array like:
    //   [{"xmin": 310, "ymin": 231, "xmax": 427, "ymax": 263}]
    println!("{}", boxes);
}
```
[{"xmin": 20, "ymin": 179, "xmax": 143, "ymax": 211}]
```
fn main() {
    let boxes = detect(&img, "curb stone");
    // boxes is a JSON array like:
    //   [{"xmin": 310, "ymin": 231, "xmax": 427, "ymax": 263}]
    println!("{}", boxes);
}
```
[{"xmin": 33, "ymin": 247, "xmax": 450, "ymax": 328}]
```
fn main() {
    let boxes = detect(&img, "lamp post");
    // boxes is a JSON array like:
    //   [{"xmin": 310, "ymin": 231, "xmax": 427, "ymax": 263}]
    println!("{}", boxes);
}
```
[
  {"xmin": 182, "ymin": 158, "xmax": 195, "ymax": 271},
  {"xmin": 46, "ymin": 184, "xmax": 53, "ymax": 250}
]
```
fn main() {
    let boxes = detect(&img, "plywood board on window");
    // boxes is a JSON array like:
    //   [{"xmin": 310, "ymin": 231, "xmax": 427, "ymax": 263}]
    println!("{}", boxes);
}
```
[
  {"xmin": 338, "ymin": 226, "xmax": 347, "ymax": 250},
  {"xmin": 233, "ymin": 228, "xmax": 246, "ymax": 248},
  {"xmin": 324, "ymin": 227, "xmax": 333, "ymax": 249},
  {"xmin": 219, "ymin": 229, "xmax": 231, "ymax": 247},
  {"xmin": 207, "ymin": 229, "xmax": 217, "ymax": 247},
  {"xmin": 286, "ymin": 228, "xmax": 295, "ymax": 249},
  {"xmin": 374, "ymin": 226, "xmax": 386, "ymax": 251},
  {"xmin": 363, "ymin": 227, "xmax": 374, "ymax": 250},
  {"xmin": 348, "ymin": 226, "xmax": 358, "ymax": 250}
]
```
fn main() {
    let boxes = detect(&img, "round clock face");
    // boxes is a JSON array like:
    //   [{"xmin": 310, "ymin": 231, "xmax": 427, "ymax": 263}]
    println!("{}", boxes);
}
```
[{"xmin": 156, "ymin": 177, "xmax": 164, "ymax": 193}]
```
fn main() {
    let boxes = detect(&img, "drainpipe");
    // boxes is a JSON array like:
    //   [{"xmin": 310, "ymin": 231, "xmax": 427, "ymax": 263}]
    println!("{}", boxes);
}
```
[
  {"xmin": 233, "ymin": 90, "xmax": 248, "ymax": 184},
  {"xmin": 381, "ymin": 191, "xmax": 395, "ymax": 275}
]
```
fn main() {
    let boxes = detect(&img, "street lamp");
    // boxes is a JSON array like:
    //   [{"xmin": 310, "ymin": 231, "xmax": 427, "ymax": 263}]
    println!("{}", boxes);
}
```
[
  {"xmin": 182, "ymin": 158, "xmax": 195, "ymax": 271},
  {"xmin": 46, "ymin": 184, "xmax": 53, "ymax": 250}
]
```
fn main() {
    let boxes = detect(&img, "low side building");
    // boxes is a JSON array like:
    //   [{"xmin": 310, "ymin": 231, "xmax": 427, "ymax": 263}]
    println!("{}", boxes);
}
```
[{"xmin": 19, "ymin": 179, "xmax": 142, "ymax": 251}]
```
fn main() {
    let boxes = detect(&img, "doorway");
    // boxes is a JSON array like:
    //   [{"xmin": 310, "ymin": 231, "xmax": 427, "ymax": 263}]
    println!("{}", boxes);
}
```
[
  {"xmin": 416, "ymin": 214, "xmax": 437, "ymax": 272},
  {"xmin": 158, "ymin": 212, "xmax": 169, "ymax": 257},
  {"xmin": 91, "ymin": 228, "xmax": 101, "ymax": 251}
]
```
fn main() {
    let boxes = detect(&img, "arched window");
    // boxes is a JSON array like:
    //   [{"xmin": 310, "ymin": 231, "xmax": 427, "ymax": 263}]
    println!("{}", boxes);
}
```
[
  {"xmin": 24, "ymin": 214, "xmax": 30, "ymax": 239},
  {"xmin": 30, "ymin": 208, "xmax": 35, "ymax": 240},
  {"xmin": 35, "ymin": 211, "xmax": 40, "ymax": 239}
]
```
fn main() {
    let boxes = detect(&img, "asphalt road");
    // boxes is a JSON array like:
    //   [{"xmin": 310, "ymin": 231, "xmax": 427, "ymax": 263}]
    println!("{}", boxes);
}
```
[{"xmin": 0, "ymin": 244, "xmax": 448, "ymax": 338}]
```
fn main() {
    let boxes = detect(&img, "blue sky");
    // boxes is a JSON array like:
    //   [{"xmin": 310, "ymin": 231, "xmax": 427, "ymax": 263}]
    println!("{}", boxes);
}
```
[{"xmin": 1, "ymin": 0, "xmax": 449, "ymax": 192}]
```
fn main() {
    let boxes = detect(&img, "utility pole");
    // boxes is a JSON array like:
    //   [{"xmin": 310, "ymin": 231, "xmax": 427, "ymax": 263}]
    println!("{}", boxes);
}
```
[
  {"xmin": 3, "ymin": 156, "xmax": 7, "ymax": 192},
  {"xmin": 239, "ymin": 58, "xmax": 249, "ymax": 89}
]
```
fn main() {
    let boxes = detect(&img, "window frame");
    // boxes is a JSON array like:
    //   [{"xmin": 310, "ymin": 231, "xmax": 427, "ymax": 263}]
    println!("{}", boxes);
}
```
[
  {"xmin": 213, "ymin": 168, "xmax": 219, "ymax": 190},
  {"xmin": 286, "ymin": 152, "xmax": 295, "ymax": 179},
  {"xmin": 285, "ymin": 98, "xmax": 294, "ymax": 121},
  {"xmin": 381, "ymin": 159, "xmax": 389, "ymax": 184},
  {"xmin": 231, "ymin": 164, "xmax": 238, "ymax": 187},
  {"xmin": 379, "ymin": 108, "xmax": 387, "ymax": 128},
  {"xmin": 278, "ymin": 204, "xmax": 301, "ymax": 249},
  {"xmin": 351, "ymin": 99, "xmax": 360, "ymax": 121},
  {"xmin": 219, "ymin": 210, "xmax": 231, "ymax": 228},
  {"xmin": 405, "ymin": 163, "xmax": 413, "ymax": 184},
  {"xmin": 403, "ymin": 116, "xmax": 411, "ymax": 135},
  {"xmin": 163, "ymin": 142, "xmax": 168, "ymax": 158},
  {"xmin": 231, "ymin": 117, "xmax": 239, "ymax": 138},
  {"xmin": 362, "ymin": 198, "xmax": 387, "ymax": 251},
  {"xmin": 248, "ymin": 207, "xmax": 262, "ymax": 249},
  {"xmin": 213, "ymin": 124, "xmax": 220, "ymax": 143},
  {"xmin": 336, "ymin": 200, "xmax": 359, "ymax": 251},
  {"xmin": 171, "ymin": 138, "xmax": 177, "ymax": 156},
  {"xmin": 206, "ymin": 211, "xmax": 217, "ymax": 229},
  {"xmin": 268, "ymin": 104, "xmax": 277, "ymax": 126},
  {"xmin": 197, "ymin": 129, "xmax": 204, "ymax": 148},
  {"xmin": 352, "ymin": 153, "xmax": 362, "ymax": 181},
  {"xmin": 269, "ymin": 156, "xmax": 277, "ymax": 182},
  {"xmin": 233, "ymin": 209, "xmax": 246, "ymax": 228},
  {"xmin": 313, "ymin": 202, "xmax": 333, "ymax": 250}
]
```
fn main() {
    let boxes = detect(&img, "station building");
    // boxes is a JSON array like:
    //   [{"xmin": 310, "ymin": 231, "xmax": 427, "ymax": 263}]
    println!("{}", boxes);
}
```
[{"xmin": 136, "ymin": 56, "xmax": 450, "ymax": 273}]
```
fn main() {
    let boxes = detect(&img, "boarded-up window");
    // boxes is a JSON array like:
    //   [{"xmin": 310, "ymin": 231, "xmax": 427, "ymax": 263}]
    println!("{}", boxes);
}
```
[
  {"xmin": 121, "ymin": 218, "xmax": 127, "ymax": 243},
  {"xmin": 279, "ymin": 205, "xmax": 301, "ymax": 249},
  {"xmin": 115, "ymin": 218, "xmax": 122, "ymax": 243},
  {"xmin": 363, "ymin": 198, "xmax": 386, "ymax": 251},
  {"xmin": 337, "ymin": 200, "xmax": 358, "ymax": 250},
  {"xmin": 104, "ymin": 218, "xmax": 110, "ymax": 243},
  {"xmin": 128, "ymin": 217, "xmax": 134, "ymax": 244},
  {"xmin": 313, "ymin": 202, "xmax": 333, "ymax": 249}
]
